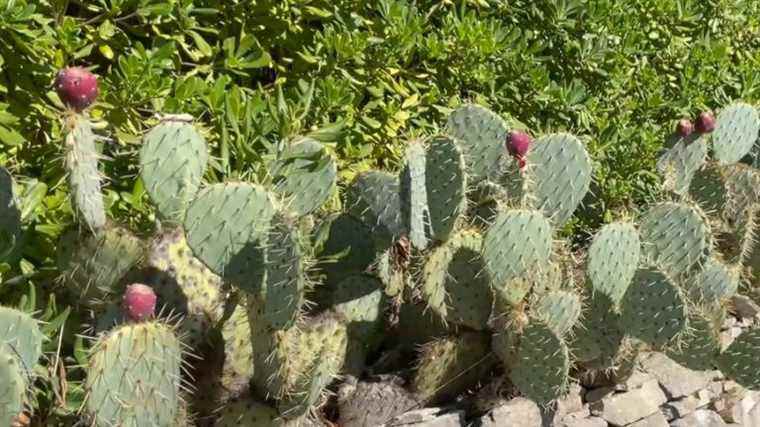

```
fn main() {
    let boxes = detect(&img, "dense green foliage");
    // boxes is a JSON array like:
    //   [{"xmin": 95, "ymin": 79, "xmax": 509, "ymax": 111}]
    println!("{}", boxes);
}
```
[{"xmin": 2, "ymin": 1, "xmax": 760, "ymax": 422}]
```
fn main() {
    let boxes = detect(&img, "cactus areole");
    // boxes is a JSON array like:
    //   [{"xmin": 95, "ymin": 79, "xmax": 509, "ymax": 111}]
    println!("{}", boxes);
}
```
[
  {"xmin": 506, "ymin": 130, "xmax": 532, "ymax": 169},
  {"xmin": 676, "ymin": 119, "xmax": 694, "ymax": 137},
  {"xmin": 695, "ymin": 111, "xmax": 716, "ymax": 134},
  {"xmin": 123, "ymin": 284, "xmax": 157, "ymax": 322},
  {"xmin": 55, "ymin": 67, "xmax": 98, "ymax": 111}
]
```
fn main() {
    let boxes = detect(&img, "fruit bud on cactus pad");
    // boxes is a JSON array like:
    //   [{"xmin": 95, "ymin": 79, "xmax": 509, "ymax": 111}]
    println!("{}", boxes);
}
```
[
  {"xmin": 123, "ymin": 284, "xmax": 157, "ymax": 322},
  {"xmin": 506, "ymin": 130, "xmax": 532, "ymax": 169},
  {"xmin": 54, "ymin": 67, "xmax": 98, "ymax": 111},
  {"xmin": 695, "ymin": 111, "xmax": 716, "ymax": 134},
  {"xmin": 676, "ymin": 119, "xmax": 694, "ymax": 137}
]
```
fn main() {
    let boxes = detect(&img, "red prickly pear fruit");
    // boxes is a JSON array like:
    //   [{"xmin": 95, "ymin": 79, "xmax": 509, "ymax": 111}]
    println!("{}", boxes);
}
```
[
  {"xmin": 54, "ymin": 67, "xmax": 99, "ymax": 112},
  {"xmin": 123, "ymin": 283, "xmax": 157, "ymax": 322},
  {"xmin": 676, "ymin": 119, "xmax": 694, "ymax": 137},
  {"xmin": 694, "ymin": 111, "xmax": 716, "ymax": 134},
  {"xmin": 506, "ymin": 130, "xmax": 532, "ymax": 159}
]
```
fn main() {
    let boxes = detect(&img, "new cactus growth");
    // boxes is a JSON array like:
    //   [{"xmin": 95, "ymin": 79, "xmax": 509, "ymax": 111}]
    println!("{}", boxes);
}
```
[
  {"xmin": 63, "ymin": 116, "xmax": 106, "ymax": 230},
  {"xmin": 55, "ymin": 67, "xmax": 98, "ymax": 111}
]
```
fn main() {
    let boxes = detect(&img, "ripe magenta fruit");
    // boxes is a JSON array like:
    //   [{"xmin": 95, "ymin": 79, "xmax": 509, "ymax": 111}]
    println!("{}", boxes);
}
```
[
  {"xmin": 506, "ymin": 130, "xmax": 532, "ymax": 169},
  {"xmin": 694, "ymin": 111, "xmax": 716, "ymax": 134},
  {"xmin": 123, "ymin": 283, "xmax": 157, "ymax": 322},
  {"xmin": 676, "ymin": 119, "xmax": 694, "ymax": 137},
  {"xmin": 54, "ymin": 67, "xmax": 98, "ymax": 111}
]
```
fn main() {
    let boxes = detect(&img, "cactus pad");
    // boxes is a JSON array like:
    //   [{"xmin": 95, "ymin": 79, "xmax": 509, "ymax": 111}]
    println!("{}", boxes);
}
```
[
  {"xmin": 657, "ymin": 133, "xmax": 708, "ymax": 195},
  {"xmin": 345, "ymin": 171, "xmax": 404, "ymax": 245},
  {"xmin": 411, "ymin": 332, "xmax": 492, "ymax": 404},
  {"xmin": 639, "ymin": 202, "xmax": 710, "ymax": 278},
  {"xmin": 271, "ymin": 138, "xmax": 337, "ymax": 217},
  {"xmin": 0, "ymin": 307, "xmax": 43, "ymax": 376},
  {"xmin": 184, "ymin": 182, "xmax": 276, "ymax": 286},
  {"xmin": 587, "ymin": 222, "xmax": 640, "ymax": 305},
  {"xmin": 509, "ymin": 320, "xmax": 570, "ymax": 404},
  {"xmin": 216, "ymin": 396, "xmax": 298, "ymax": 426},
  {"xmin": 57, "ymin": 226, "xmax": 144, "ymax": 304},
  {"xmin": 140, "ymin": 117, "xmax": 208, "ymax": 223},
  {"xmin": 144, "ymin": 228, "xmax": 225, "ymax": 349},
  {"xmin": 446, "ymin": 103, "xmax": 507, "ymax": 182},
  {"xmin": 688, "ymin": 163, "xmax": 728, "ymax": 215},
  {"xmin": 0, "ymin": 347, "xmax": 26, "ymax": 427},
  {"xmin": 724, "ymin": 164, "xmax": 760, "ymax": 228},
  {"xmin": 399, "ymin": 141, "xmax": 429, "ymax": 249},
  {"xmin": 482, "ymin": 209, "xmax": 553, "ymax": 296},
  {"xmin": 422, "ymin": 230, "xmax": 492, "ymax": 330},
  {"xmin": 533, "ymin": 290, "xmax": 582, "ymax": 337},
  {"xmin": 0, "ymin": 167, "xmax": 21, "ymax": 260},
  {"xmin": 425, "ymin": 135, "xmax": 467, "ymax": 243},
  {"xmin": 620, "ymin": 268, "xmax": 687, "ymax": 349},
  {"xmin": 713, "ymin": 103, "xmax": 760, "ymax": 165},
  {"xmin": 571, "ymin": 292, "xmax": 624, "ymax": 365},
  {"xmin": 717, "ymin": 328, "xmax": 760, "ymax": 389},
  {"xmin": 64, "ymin": 117, "xmax": 106, "ymax": 230},
  {"xmin": 315, "ymin": 213, "xmax": 377, "ymax": 283},
  {"xmin": 85, "ymin": 321, "xmax": 183, "ymax": 426},
  {"xmin": 525, "ymin": 133, "xmax": 592, "ymax": 226},
  {"xmin": 667, "ymin": 310, "xmax": 721, "ymax": 371},
  {"xmin": 692, "ymin": 257, "xmax": 740, "ymax": 301}
]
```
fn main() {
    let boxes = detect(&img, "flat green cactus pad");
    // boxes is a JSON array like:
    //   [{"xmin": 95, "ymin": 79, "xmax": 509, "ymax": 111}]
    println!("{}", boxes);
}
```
[
  {"xmin": 0, "ymin": 347, "xmax": 26, "ymax": 427},
  {"xmin": 422, "ymin": 229, "xmax": 492, "ymax": 330},
  {"xmin": 657, "ymin": 133, "xmax": 707, "ymax": 195},
  {"xmin": 85, "ymin": 321, "xmax": 183, "ymax": 427},
  {"xmin": 425, "ymin": 135, "xmax": 467, "ymax": 243},
  {"xmin": 345, "ymin": 170, "xmax": 405, "ymax": 245},
  {"xmin": 140, "ymin": 118, "xmax": 208, "ymax": 223},
  {"xmin": 533, "ymin": 289, "xmax": 582, "ymax": 337},
  {"xmin": 509, "ymin": 320, "xmax": 570, "ymax": 404},
  {"xmin": 271, "ymin": 138, "xmax": 337, "ymax": 217},
  {"xmin": 667, "ymin": 309, "xmax": 721, "ymax": 371},
  {"xmin": 587, "ymin": 222, "xmax": 640, "ymax": 305},
  {"xmin": 717, "ymin": 327, "xmax": 760, "ymax": 390},
  {"xmin": 400, "ymin": 141, "xmax": 430, "ymax": 249},
  {"xmin": 446, "ymin": 103, "xmax": 507, "ymax": 182},
  {"xmin": 0, "ymin": 167, "xmax": 21, "ymax": 260},
  {"xmin": 64, "ymin": 116, "xmax": 106, "ymax": 230},
  {"xmin": 713, "ymin": 103, "xmax": 760, "ymax": 165},
  {"xmin": 620, "ymin": 268, "xmax": 687, "ymax": 349},
  {"xmin": 692, "ymin": 257, "xmax": 740, "ymax": 302},
  {"xmin": 0, "ymin": 307, "xmax": 43, "ymax": 377}
]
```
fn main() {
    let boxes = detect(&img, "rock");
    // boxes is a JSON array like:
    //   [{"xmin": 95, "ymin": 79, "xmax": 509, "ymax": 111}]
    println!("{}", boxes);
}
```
[
  {"xmin": 614, "ymin": 371, "xmax": 653, "ymax": 392},
  {"xmin": 639, "ymin": 352, "xmax": 712, "ymax": 399},
  {"xmin": 670, "ymin": 409, "xmax": 727, "ymax": 427},
  {"xmin": 591, "ymin": 379, "xmax": 666, "ymax": 426},
  {"xmin": 585, "ymin": 387, "xmax": 615, "ymax": 403},
  {"xmin": 721, "ymin": 316, "xmax": 737, "ymax": 330},
  {"xmin": 558, "ymin": 417, "xmax": 607, "ymax": 427},
  {"xmin": 338, "ymin": 378, "xmax": 418, "ymax": 427},
  {"xmin": 386, "ymin": 408, "xmax": 464, "ymax": 427},
  {"xmin": 544, "ymin": 384, "xmax": 586, "ymax": 425},
  {"xmin": 745, "ymin": 402, "xmax": 760, "ymax": 427},
  {"xmin": 731, "ymin": 295, "xmax": 760, "ymax": 319},
  {"xmin": 478, "ymin": 397, "xmax": 541, "ymax": 427},
  {"xmin": 708, "ymin": 381, "xmax": 724, "ymax": 397},
  {"xmin": 627, "ymin": 411, "xmax": 668, "ymax": 427},
  {"xmin": 661, "ymin": 396, "xmax": 701, "ymax": 421},
  {"xmin": 715, "ymin": 390, "xmax": 760, "ymax": 425}
]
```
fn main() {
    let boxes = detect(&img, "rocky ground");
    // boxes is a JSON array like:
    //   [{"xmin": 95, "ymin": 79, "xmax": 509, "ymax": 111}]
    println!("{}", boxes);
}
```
[{"xmin": 334, "ymin": 295, "xmax": 760, "ymax": 427}]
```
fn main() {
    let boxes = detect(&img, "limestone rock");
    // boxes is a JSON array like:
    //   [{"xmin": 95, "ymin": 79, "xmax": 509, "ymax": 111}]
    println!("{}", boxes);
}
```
[
  {"xmin": 477, "ymin": 398, "xmax": 541, "ymax": 427},
  {"xmin": 639, "ymin": 352, "xmax": 712, "ymax": 399},
  {"xmin": 386, "ymin": 408, "xmax": 464, "ymax": 427},
  {"xmin": 670, "ymin": 409, "xmax": 727, "ymax": 427},
  {"xmin": 592, "ymin": 379, "xmax": 666, "ymax": 426}
]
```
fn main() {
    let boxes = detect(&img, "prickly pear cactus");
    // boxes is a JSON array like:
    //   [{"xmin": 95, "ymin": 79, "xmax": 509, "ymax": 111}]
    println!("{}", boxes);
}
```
[
  {"xmin": 216, "ymin": 395, "xmax": 301, "ymax": 427},
  {"xmin": 667, "ymin": 309, "xmax": 721, "ymax": 371},
  {"xmin": 422, "ymin": 229, "xmax": 491, "ymax": 330},
  {"xmin": 400, "ymin": 140, "xmax": 429, "ymax": 249},
  {"xmin": 532, "ymin": 290, "xmax": 582, "ymax": 337},
  {"xmin": 482, "ymin": 209, "xmax": 553, "ymax": 305},
  {"xmin": 143, "ymin": 228, "xmax": 225, "ymax": 348},
  {"xmin": 184, "ymin": 182, "xmax": 276, "ymax": 286},
  {"xmin": 717, "ymin": 327, "xmax": 760, "ymax": 389},
  {"xmin": 270, "ymin": 138, "xmax": 337, "ymax": 217},
  {"xmin": 0, "ymin": 347, "xmax": 26, "ymax": 427},
  {"xmin": 657, "ymin": 133, "xmax": 707, "ymax": 195},
  {"xmin": 507, "ymin": 320, "xmax": 570, "ymax": 404},
  {"xmin": 688, "ymin": 163, "xmax": 728, "ymax": 215},
  {"xmin": 85, "ymin": 321, "xmax": 184, "ymax": 427},
  {"xmin": 425, "ymin": 135, "xmax": 467, "ymax": 243},
  {"xmin": 571, "ymin": 292, "xmax": 624, "ymax": 365},
  {"xmin": 691, "ymin": 257, "xmax": 740, "ymax": 301},
  {"xmin": 446, "ymin": 104, "xmax": 507, "ymax": 182},
  {"xmin": 250, "ymin": 310, "xmax": 348, "ymax": 417},
  {"xmin": 63, "ymin": 116, "xmax": 106, "ymax": 230},
  {"xmin": 0, "ymin": 167, "xmax": 21, "ymax": 260},
  {"xmin": 587, "ymin": 222, "xmax": 640, "ymax": 305},
  {"xmin": 0, "ymin": 307, "xmax": 43, "ymax": 376},
  {"xmin": 620, "ymin": 268, "xmax": 687, "ymax": 349},
  {"xmin": 57, "ymin": 226, "xmax": 144, "ymax": 304},
  {"xmin": 315, "ymin": 213, "xmax": 377, "ymax": 284},
  {"xmin": 524, "ymin": 133, "xmax": 592, "ymax": 226},
  {"xmin": 639, "ymin": 202, "xmax": 710, "ymax": 278},
  {"xmin": 345, "ymin": 171, "xmax": 404, "ymax": 245},
  {"xmin": 712, "ymin": 103, "xmax": 760, "ymax": 165},
  {"xmin": 140, "ymin": 115, "xmax": 208, "ymax": 224},
  {"xmin": 411, "ymin": 332, "xmax": 492, "ymax": 404}
]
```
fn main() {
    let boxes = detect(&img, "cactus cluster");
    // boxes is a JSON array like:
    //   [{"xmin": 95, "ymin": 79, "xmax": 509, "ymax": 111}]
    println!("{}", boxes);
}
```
[{"xmin": 2, "ymin": 66, "xmax": 760, "ymax": 426}]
